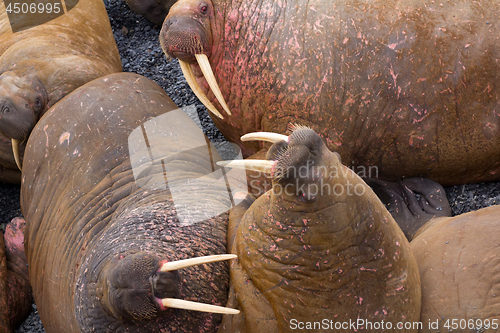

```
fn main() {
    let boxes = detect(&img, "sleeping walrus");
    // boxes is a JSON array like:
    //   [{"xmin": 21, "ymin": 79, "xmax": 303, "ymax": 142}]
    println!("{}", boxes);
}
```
[
  {"xmin": 20, "ymin": 72, "xmax": 242, "ymax": 332},
  {"xmin": 0, "ymin": 0, "xmax": 122, "ymax": 182}
]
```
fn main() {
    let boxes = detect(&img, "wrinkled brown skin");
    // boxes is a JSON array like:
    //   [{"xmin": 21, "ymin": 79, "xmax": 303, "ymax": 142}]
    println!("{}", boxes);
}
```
[
  {"xmin": 219, "ymin": 127, "xmax": 421, "ymax": 332},
  {"xmin": 411, "ymin": 205, "xmax": 500, "ymax": 332},
  {"xmin": 0, "ymin": 218, "xmax": 32, "ymax": 333},
  {"xmin": 160, "ymin": 0, "xmax": 500, "ymax": 186},
  {"xmin": 21, "ymin": 73, "xmax": 231, "ymax": 332},
  {"xmin": 0, "ymin": 0, "xmax": 122, "ymax": 183},
  {"xmin": 125, "ymin": 0, "xmax": 176, "ymax": 25}
]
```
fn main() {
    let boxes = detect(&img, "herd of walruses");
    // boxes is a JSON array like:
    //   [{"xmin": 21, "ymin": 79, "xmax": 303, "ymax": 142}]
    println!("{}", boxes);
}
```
[{"xmin": 1, "ymin": 0, "xmax": 499, "ymax": 332}]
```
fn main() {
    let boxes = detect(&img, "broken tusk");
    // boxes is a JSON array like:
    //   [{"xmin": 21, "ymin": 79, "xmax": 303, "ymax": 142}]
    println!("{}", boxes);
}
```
[
  {"xmin": 217, "ymin": 159, "xmax": 274, "ymax": 174},
  {"xmin": 161, "ymin": 298, "xmax": 240, "ymax": 315},
  {"xmin": 241, "ymin": 132, "xmax": 289, "ymax": 143},
  {"xmin": 179, "ymin": 59, "xmax": 224, "ymax": 119},
  {"xmin": 12, "ymin": 139, "xmax": 21, "ymax": 171},
  {"xmin": 160, "ymin": 254, "xmax": 237, "ymax": 272},
  {"xmin": 195, "ymin": 54, "xmax": 231, "ymax": 116}
]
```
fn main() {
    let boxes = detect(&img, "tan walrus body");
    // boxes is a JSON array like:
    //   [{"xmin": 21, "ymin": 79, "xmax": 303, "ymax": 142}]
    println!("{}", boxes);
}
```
[{"xmin": 218, "ymin": 127, "xmax": 422, "ymax": 332}]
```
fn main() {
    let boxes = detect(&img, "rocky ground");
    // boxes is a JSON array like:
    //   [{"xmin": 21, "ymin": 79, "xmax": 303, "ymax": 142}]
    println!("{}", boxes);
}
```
[{"xmin": 5, "ymin": 0, "xmax": 500, "ymax": 331}]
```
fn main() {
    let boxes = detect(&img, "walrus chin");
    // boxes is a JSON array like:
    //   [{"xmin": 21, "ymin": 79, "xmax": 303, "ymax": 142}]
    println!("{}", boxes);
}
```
[
  {"xmin": 159, "ymin": 254, "xmax": 239, "ymax": 315},
  {"xmin": 12, "ymin": 139, "xmax": 22, "ymax": 171},
  {"xmin": 178, "ymin": 55, "xmax": 231, "ymax": 119}
]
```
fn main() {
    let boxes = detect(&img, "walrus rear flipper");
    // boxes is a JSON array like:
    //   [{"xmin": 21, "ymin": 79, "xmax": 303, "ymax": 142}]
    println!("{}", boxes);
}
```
[{"xmin": 366, "ymin": 177, "xmax": 452, "ymax": 240}]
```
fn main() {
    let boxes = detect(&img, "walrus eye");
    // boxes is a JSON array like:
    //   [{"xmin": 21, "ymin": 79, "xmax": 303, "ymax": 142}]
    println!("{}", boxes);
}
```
[
  {"xmin": 199, "ymin": 3, "xmax": 208, "ymax": 14},
  {"xmin": 2, "ymin": 106, "xmax": 9, "ymax": 113},
  {"xmin": 34, "ymin": 97, "xmax": 43, "ymax": 112}
]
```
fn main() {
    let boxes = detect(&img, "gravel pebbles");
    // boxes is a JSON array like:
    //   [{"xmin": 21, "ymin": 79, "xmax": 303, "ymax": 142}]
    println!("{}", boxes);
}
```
[{"xmin": 6, "ymin": 0, "xmax": 500, "ymax": 331}]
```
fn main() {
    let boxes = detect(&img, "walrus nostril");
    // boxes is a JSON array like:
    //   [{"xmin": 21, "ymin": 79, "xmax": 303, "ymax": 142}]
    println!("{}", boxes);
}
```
[{"xmin": 165, "ymin": 17, "xmax": 176, "ymax": 26}]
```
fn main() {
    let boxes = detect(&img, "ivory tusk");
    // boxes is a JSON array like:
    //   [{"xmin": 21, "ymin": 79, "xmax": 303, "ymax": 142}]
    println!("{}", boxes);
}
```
[
  {"xmin": 217, "ymin": 159, "xmax": 274, "ymax": 174},
  {"xmin": 160, "ymin": 254, "xmax": 237, "ymax": 272},
  {"xmin": 179, "ymin": 59, "xmax": 224, "ymax": 119},
  {"xmin": 161, "ymin": 298, "xmax": 240, "ymax": 315},
  {"xmin": 241, "ymin": 132, "xmax": 289, "ymax": 143},
  {"xmin": 195, "ymin": 54, "xmax": 231, "ymax": 116},
  {"xmin": 12, "ymin": 139, "xmax": 22, "ymax": 171}
]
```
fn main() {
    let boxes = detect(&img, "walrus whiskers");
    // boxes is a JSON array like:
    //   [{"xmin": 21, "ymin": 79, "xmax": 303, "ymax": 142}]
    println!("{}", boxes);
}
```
[
  {"xmin": 217, "ymin": 160, "xmax": 275, "ymax": 174},
  {"xmin": 161, "ymin": 298, "xmax": 240, "ymax": 314},
  {"xmin": 159, "ymin": 254, "xmax": 237, "ymax": 272},
  {"xmin": 241, "ymin": 132, "xmax": 289, "ymax": 143},
  {"xmin": 12, "ymin": 139, "xmax": 22, "ymax": 171}
]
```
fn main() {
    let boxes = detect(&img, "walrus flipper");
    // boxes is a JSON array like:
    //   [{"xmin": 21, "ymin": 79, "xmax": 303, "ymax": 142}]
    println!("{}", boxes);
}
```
[{"xmin": 366, "ymin": 177, "xmax": 452, "ymax": 240}]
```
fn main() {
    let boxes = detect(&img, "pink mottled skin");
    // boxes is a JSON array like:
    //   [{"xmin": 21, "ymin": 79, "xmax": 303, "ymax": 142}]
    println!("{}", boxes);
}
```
[
  {"xmin": 0, "ymin": 217, "xmax": 33, "ymax": 332},
  {"xmin": 161, "ymin": 0, "xmax": 500, "ymax": 186}
]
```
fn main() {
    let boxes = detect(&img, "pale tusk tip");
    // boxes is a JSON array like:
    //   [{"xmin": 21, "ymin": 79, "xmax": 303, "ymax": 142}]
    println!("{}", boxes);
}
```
[
  {"xmin": 161, "ymin": 298, "xmax": 240, "ymax": 315},
  {"xmin": 194, "ymin": 54, "xmax": 232, "ymax": 117},
  {"xmin": 12, "ymin": 139, "xmax": 22, "ymax": 171},
  {"xmin": 160, "ymin": 254, "xmax": 237, "ymax": 272},
  {"xmin": 240, "ymin": 132, "xmax": 289, "ymax": 143}
]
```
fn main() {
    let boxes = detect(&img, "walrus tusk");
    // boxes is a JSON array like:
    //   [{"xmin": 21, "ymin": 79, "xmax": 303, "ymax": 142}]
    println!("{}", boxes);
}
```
[
  {"xmin": 161, "ymin": 298, "xmax": 240, "ymax": 315},
  {"xmin": 195, "ymin": 54, "xmax": 231, "ymax": 116},
  {"xmin": 12, "ymin": 139, "xmax": 22, "ymax": 171},
  {"xmin": 179, "ymin": 59, "xmax": 225, "ymax": 119},
  {"xmin": 160, "ymin": 254, "xmax": 237, "ymax": 272},
  {"xmin": 241, "ymin": 132, "xmax": 289, "ymax": 143},
  {"xmin": 217, "ymin": 159, "xmax": 275, "ymax": 174}
]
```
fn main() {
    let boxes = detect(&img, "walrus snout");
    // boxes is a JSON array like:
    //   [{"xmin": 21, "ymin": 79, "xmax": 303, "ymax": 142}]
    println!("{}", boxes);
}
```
[
  {"xmin": 100, "ymin": 252, "xmax": 171, "ymax": 321},
  {"xmin": 98, "ymin": 252, "xmax": 240, "ymax": 322},
  {"xmin": 160, "ymin": 17, "xmax": 211, "ymax": 62},
  {"xmin": 0, "ymin": 101, "xmax": 35, "ymax": 141},
  {"xmin": 0, "ymin": 73, "xmax": 47, "ymax": 141}
]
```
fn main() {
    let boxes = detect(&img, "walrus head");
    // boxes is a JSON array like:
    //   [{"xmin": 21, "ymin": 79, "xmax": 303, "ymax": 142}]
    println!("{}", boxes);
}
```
[
  {"xmin": 160, "ymin": 0, "xmax": 231, "ymax": 119},
  {"xmin": 0, "ymin": 71, "xmax": 48, "ymax": 170},
  {"xmin": 219, "ymin": 125, "xmax": 349, "ymax": 213}
]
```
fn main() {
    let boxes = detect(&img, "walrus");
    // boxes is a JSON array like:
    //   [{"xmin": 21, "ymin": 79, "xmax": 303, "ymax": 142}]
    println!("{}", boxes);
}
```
[
  {"xmin": 217, "ymin": 127, "xmax": 500, "ymax": 332},
  {"xmin": 20, "ymin": 72, "xmax": 242, "ymax": 332},
  {"xmin": 0, "ymin": 217, "xmax": 32, "ymax": 333},
  {"xmin": 0, "ymin": 0, "xmax": 122, "ymax": 183},
  {"xmin": 124, "ymin": 0, "xmax": 176, "ymax": 25},
  {"xmin": 365, "ymin": 177, "xmax": 500, "ymax": 331},
  {"xmin": 159, "ymin": 0, "xmax": 500, "ymax": 186},
  {"xmin": 216, "ymin": 126, "xmax": 422, "ymax": 332}
]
